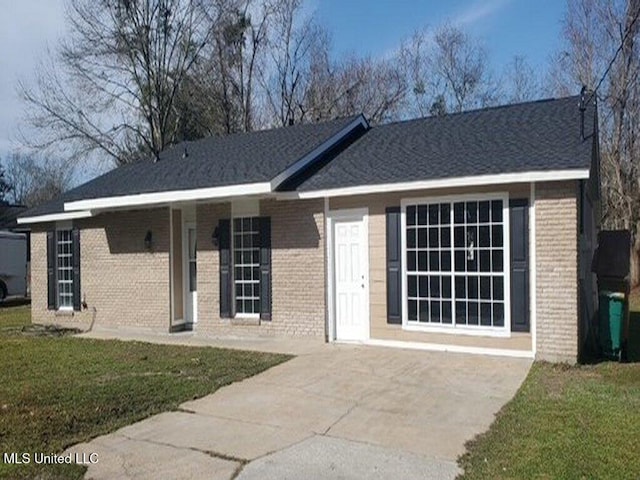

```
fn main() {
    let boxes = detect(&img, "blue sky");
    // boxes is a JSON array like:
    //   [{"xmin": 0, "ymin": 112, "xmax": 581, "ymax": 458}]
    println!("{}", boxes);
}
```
[
  {"xmin": 314, "ymin": 0, "xmax": 565, "ymax": 73},
  {"xmin": 0, "ymin": 0, "xmax": 568, "ymax": 162}
]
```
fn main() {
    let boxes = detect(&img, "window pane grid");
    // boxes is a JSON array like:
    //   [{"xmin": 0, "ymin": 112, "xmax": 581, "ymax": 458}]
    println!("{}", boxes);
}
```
[
  {"xmin": 406, "ymin": 199, "xmax": 506, "ymax": 329},
  {"xmin": 56, "ymin": 230, "xmax": 74, "ymax": 308},
  {"xmin": 233, "ymin": 217, "xmax": 260, "ymax": 315}
]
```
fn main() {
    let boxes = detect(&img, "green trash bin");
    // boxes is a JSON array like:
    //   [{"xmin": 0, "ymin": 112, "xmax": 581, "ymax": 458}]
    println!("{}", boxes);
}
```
[{"xmin": 598, "ymin": 291, "xmax": 625, "ymax": 360}]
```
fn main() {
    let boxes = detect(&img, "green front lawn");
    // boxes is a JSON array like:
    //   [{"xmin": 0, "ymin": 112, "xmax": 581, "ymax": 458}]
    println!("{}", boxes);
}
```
[
  {"xmin": 459, "ymin": 297, "xmax": 640, "ymax": 479},
  {"xmin": 0, "ymin": 306, "xmax": 291, "ymax": 480}
]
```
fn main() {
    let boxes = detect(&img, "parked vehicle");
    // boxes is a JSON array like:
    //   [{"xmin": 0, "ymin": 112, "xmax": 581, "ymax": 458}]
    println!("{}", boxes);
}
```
[{"xmin": 0, "ymin": 231, "xmax": 28, "ymax": 301}]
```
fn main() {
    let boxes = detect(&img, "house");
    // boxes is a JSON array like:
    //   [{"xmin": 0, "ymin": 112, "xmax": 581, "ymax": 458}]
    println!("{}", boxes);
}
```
[{"xmin": 18, "ymin": 95, "xmax": 600, "ymax": 363}]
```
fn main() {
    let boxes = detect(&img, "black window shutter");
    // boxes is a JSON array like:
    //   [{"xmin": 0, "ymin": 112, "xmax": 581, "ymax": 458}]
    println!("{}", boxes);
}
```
[
  {"xmin": 386, "ymin": 207, "xmax": 402, "ymax": 324},
  {"xmin": 46, "ymin": 231, "xmax": 56, "ymax": 310},
  {"xmin": 259, "ymin": 216, "xmax": 272, "ymax": 321},
  {"xmin": 509, "ymin": 199, "xmax": 530, "ymax": 332},
  {"xmin": 218, "ymin": 219, "xmax": 232, "ymax": 318},
  {"xmin": 72, "ymin": 229, "xmax": 81, "ymax": 311}
]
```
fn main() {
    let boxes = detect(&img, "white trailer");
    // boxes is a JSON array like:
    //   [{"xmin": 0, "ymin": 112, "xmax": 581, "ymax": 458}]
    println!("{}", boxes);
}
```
[{"xmin": 0, "ymin": 231, "xmax": 28, "ymax": 301}]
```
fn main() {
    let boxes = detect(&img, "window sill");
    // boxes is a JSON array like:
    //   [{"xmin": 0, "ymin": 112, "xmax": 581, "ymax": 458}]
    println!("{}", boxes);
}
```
[
  {"xmin": 403, "ymin": 323, "xmax": 510, "ymax": 338},
  {"xmin": 55, "ymin": 309, "xmax": 75, "ymax": 317},
  {"xmin": 231, "ymin": 316, "xmax": 260, "ymax": 326}
]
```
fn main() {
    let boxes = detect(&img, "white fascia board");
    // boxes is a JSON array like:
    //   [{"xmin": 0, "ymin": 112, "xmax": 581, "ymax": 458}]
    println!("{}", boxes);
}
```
[
  {"xmin": 17, "ymin": 210, "xmax": 93, "ymax": 225},
  {"xmin": 64, "ymin": 182, "xmax": 272, "ymax": 212},
  {"xmin": 269, "ymin": 115, "xmax": 369, "ymax": 190},
  {"xmin": 292, "ymin": 169, "xmax": 591, "ymax": 199}
]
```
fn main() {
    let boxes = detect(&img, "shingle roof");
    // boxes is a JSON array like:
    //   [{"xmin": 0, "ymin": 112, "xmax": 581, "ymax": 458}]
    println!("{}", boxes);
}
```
[
  {"xmin": 293, "ymin": 95, "xmax": 595, "ymax": 192},
  {"xmin": 24, "ymin": 115, "xmax": 361, "ymax": 217},
  {"xmin": 21, "ymin": 95, "xmax": 596, "ymax": 220}
]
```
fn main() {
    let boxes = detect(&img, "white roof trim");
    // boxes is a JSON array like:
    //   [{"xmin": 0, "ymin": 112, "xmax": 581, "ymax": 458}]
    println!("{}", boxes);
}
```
[
  {"xmin": 17, "ymin": 210, "xmax": 93, "ymax": 225},
  {"xmin": 64, "ymin": 182, "xmax": 272, "ymax": 212},
  {"xmin": 289, "ymin": 169, "xmax": 591, "ymax": 199},
  {"xmin": 269, "ymin": 115, "xmax": 369, "ymax": 190}
]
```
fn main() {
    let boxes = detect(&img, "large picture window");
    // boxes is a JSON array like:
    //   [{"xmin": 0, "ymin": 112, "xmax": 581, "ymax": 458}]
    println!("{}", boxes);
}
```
[
  {"xmin": 56, "ymin": 229, "xmax": 74, "ymax": 309},
  {"xmin": 405, "ymin": 197, "xmax": 507, "ymax": 330},
  {"xmin": 233, "ymin": 217, "xmax": 261, "ymax": 315}
]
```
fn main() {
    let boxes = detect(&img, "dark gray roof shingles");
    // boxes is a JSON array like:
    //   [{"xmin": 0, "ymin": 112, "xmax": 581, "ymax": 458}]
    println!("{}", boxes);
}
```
[
  {"xmin": 22, "ymin": 115, "xmax": 360, "ymax": 217},
  {"xmin": 21, "ymin": 95, "xmax": 595, "ymax": 219},
  {"xmin": 294, "ymin": 95, "xmax": 595, "ymax": 191}
]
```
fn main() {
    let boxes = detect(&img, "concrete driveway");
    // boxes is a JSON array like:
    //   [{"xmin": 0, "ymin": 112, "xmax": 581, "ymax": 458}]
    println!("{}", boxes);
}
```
[{"xmin": 67, "ymin": 344, "xmax": 531, "ymax": 479}]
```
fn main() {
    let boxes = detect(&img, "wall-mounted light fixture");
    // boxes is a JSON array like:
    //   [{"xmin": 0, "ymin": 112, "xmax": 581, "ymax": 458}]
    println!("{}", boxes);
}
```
[
  {"xmin": 144, "ymin": 230, "xmax": 153, "ymax": 251},
  {"xmin": 211, "ymin": 227, "xmax": 219, "ymax": 247}
]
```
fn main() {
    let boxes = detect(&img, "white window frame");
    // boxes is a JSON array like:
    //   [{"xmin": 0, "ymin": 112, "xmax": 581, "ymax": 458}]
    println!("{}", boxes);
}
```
[
  {"xmin": 400, "ymin": 192, "xmax": 511, "ymax": 337},
  {"xmin": 231, "ymin": 215, "xmax": 261, "ymax": 319},
  {"xmin": 55, "ymin": 221, "xmax": 74, "ymax": 311},
  {"xmin": 181, "ymin": 219, "xmax": 198, "ymax": 324}
]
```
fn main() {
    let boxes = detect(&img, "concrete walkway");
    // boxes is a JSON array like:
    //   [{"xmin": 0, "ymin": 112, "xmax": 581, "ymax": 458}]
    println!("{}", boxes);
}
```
[{"xmin": 67, "ymin": 331, "xmax": 531, "ymax": 479}]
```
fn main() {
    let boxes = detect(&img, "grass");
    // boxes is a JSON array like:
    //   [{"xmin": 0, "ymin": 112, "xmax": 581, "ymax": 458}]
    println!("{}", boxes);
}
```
[
  {"xmin": 0, "ymin": 306, "xmax": 291, "ymax": 480},
  {"xmin": 458, "ymin": 292, "xmax": 640, "ymax": 480},
  {"xmin": 0, "ymin": 305, "xmax": 30, "ymax": 330},
  {"xmin": 459, "ymin": 361, "xmax": 640, "ymax": 479}
]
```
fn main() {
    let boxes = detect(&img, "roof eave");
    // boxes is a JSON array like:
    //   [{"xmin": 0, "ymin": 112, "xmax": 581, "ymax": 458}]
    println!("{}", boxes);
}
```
[
  {"xmin": 283, "ymin": 168, "xmax": 591, "ymax": 200},
  {"xmin": 63, "ymin": 181, "xmax": 273, "ymax": 212},
  {"xmin": 17, "ymin": 210, "xmax": 94, "ymax": 225}
]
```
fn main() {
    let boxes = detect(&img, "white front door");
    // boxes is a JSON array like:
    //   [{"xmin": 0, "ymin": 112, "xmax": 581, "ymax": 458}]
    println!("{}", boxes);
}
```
[
  {"xmin": 332, "ymin": 211, "xmax": 369, "ymax": 341},
  {"xmin": 184, "ymin": 224, "xmax": 198, "ymax": 324}
]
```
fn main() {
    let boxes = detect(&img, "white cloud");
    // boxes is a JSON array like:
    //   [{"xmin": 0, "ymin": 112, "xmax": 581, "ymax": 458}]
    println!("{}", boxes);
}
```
[
  {"xmin": 378, "ymin": 0, "xmax": 510, "ymax": 60},
  {"xmin": 452, "ymin": 0, "xmax": 511, "ymax": 27}
]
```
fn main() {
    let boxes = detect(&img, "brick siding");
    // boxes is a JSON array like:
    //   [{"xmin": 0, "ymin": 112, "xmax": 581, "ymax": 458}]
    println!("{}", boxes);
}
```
[
  {"xmin": 30, "ymin": 208, "xmax": 171, "ymax": 330},
  {"xmin": 195, "ymin": 198, "xmax": 326, "ymax": 337},
  {"xmin": 28, "ymin": 181, "xmax": 581, "ymax": 360},
  {"xmin": 535, "ymin": 181, "xmax": 579, "ymax": 362}
]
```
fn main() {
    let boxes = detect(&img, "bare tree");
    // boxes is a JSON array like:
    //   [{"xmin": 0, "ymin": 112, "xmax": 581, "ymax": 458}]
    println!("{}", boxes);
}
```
[
  {"xmin": 203, "ymin": 0, "xmax": 274, "ymax": 133},
  {"xmin": 548, "ymin": 0, "xmax": 605, "ymax": 95},
  {"xmin": 262, "ymin": 0, "xmax": 320, "ymax": 126},
  {"xmin": 551, "ymin": 0, "xmax": 640, "ymax": 285},
  {"xmin": 0, "ymin": 160, "xmax": 11, "ymax": 202},
  {"xmin": 171, "ymin": 66, "xmax": 229, "ymax": 139},
  {"xmin": 399, "ymin": 28, "xmax": 434, "ymax": 118},
  {"xmin": 400, "ymin": 25, "xmax": 500, "ymax": 116},
  {"xmin": 504, "ymin": 55, "xmax": 543, "ymax": 103},
  {"xmin": 20, "ymin": 0, "xmax": 213, "ymax": 166},
  {"xmin": 3, "ymin": 152, "xmax": 74, "ymax": 208},
  {"xmin": 332, "ymin": 55, "xmax": 407, "ymax": 124},
  {"xmin": 431, "ymin": 24, "xmax": 500, "ymax": 113},
  {"xmin": 300, "ymin": 40, "xmax": 407, "ymax": 125}
]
